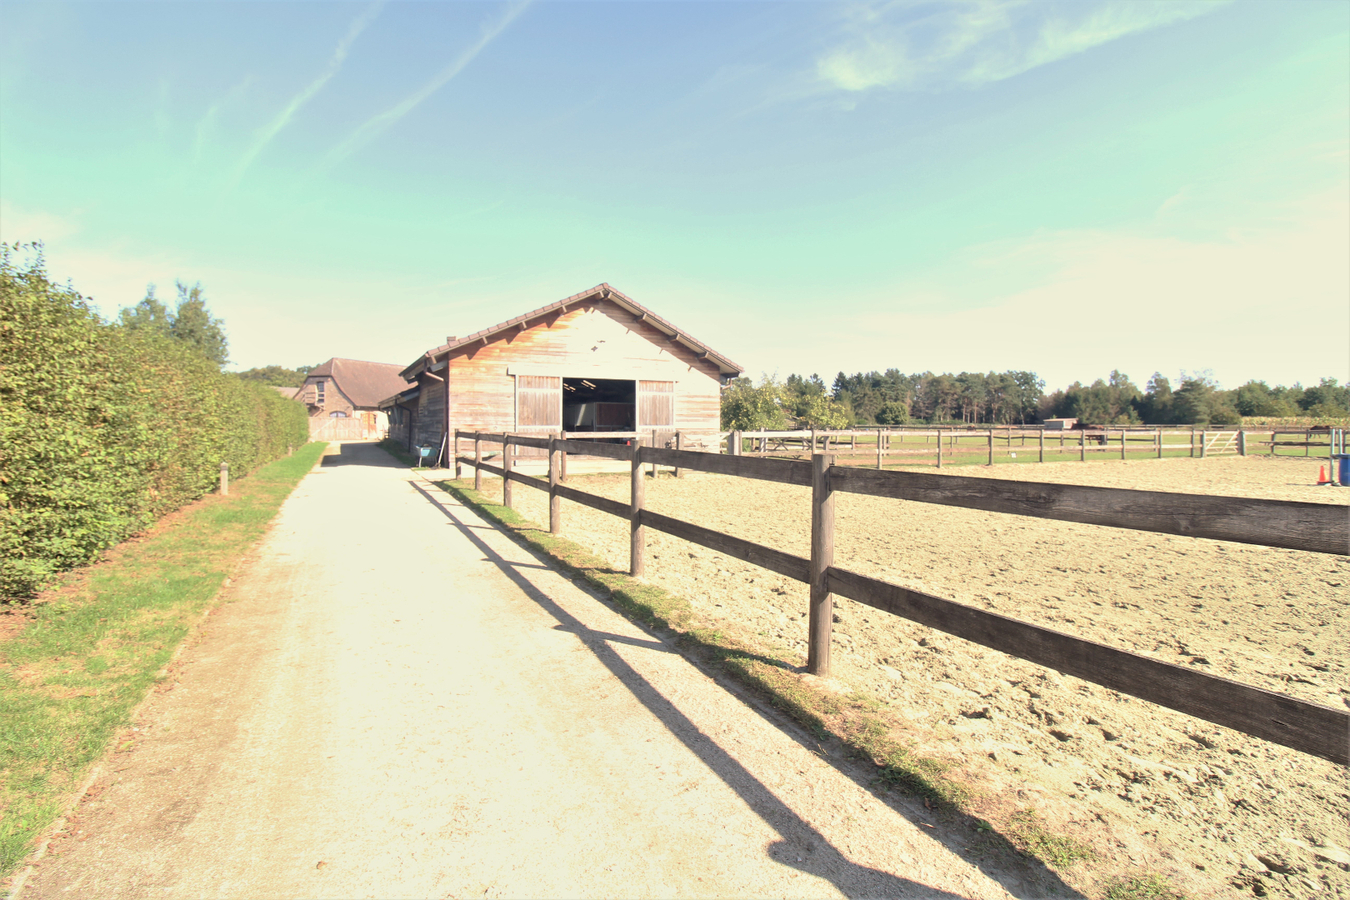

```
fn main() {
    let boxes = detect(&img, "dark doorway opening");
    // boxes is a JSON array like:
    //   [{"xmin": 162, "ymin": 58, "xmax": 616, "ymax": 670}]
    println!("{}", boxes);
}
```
[{"xmin": 563, "ymin": 378, "xmax": 635, "ymax": 432}]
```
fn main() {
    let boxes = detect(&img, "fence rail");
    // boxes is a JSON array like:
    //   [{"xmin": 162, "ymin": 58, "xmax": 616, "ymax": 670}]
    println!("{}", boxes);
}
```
[{"xmin": 452, "ymin": 430, "xmax": 1350, "ymax": 765}]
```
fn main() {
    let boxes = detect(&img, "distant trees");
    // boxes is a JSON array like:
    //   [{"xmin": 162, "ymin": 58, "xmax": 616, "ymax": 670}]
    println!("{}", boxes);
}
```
[
  {"xmin": 117, "ymin": 280, "xmax": 229, "ymax": 367},
  {"xmin": 723, "ymin": 365, "xmax": 1348, "ymax": 430},
  {"xmin": 237, "ymin": 364, "xmax": 314, "ymax": 387}
]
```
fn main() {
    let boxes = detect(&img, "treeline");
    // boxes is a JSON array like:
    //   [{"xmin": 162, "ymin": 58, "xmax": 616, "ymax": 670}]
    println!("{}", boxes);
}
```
[
  {"xmin": 0, "ymin": 244, "xmax": 308, "ymax": 600},
  {"xmin": 722, "ymin": 368, "xmax": 1350, "ymax": 430}
]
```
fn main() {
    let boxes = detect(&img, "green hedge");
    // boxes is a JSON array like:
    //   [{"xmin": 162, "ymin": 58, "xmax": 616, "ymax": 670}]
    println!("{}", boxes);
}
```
[{"xmin": 0, "ymin": 246, "xmax": 309, "ymax": 600}]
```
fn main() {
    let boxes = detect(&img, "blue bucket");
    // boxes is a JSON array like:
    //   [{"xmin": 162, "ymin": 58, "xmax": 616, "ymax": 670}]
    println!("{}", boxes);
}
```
[{"xmin": 1338, "ymin": 455, "xmax": 1349, "ymax": 487}]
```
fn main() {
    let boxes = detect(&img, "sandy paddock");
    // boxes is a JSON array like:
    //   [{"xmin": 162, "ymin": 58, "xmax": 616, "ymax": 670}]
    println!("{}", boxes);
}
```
[{"xmin": 494, "ymin": 455, "xmax": 1349, "ymax": 898}]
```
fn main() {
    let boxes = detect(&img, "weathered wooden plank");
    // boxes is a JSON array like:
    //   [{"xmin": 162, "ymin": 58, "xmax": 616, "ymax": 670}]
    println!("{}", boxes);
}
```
[
  {"xmin": 829, "ymin": 467, "xmax": 1349, "ymax": 555},
  {"xmin": 827, "ymin": 567, "xmax": 1349, "ymax": 765},
  {"xmin": 475, "ymin": 459, "xmax": 504, "ymax": 479},
  {"xmin": 554, "ymin": 482, "xmax": 629, "ymax": 518},
  {"xmin": 505, "ymin": 470, "xmax": 548, "ymax": 492},
  {"xmin": 638, "ymin": 510, "xmax": 811, "ymax": 583},
  {"xmin": 506, "ymin": 434, "xmax": 551, "ymax": 450},
  {"xmin": 554, "ymin": 438, "xmax": 632, "ymax": 460},
  {"xmin": 642, "ymin": 446, "xmax": 812, "ymax": 487},
  {"xmin": 808, "ymin": 454, "xmax": 835, "ymax": 677}
]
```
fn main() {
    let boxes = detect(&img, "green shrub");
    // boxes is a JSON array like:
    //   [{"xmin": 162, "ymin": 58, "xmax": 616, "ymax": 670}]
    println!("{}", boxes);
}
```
[{"xmin": 0, "ymin": 244, "xmax": 307, "ymax": 600}]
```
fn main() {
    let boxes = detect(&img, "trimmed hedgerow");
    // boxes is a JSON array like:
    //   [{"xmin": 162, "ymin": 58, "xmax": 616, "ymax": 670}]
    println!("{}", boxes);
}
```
[{"xmin": 0, "ymin": 244, "xmax": 308, "ymax": 600}]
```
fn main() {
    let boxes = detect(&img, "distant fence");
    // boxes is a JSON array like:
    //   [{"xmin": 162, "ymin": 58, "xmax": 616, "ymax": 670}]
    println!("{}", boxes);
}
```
[
  {"xmin": 453, "ymin": 430, "xmax": 1349, "ymax": 767},
  {"xmin": 721, "ymin": 426, "xmax": 1342, "ymax": 468}
]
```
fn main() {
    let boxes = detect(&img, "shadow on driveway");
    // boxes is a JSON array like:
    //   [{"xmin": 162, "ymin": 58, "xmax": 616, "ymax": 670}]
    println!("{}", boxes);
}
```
[{"xmin": 409, "ymin": 479, "xmax": 1082, "ymax": 900}]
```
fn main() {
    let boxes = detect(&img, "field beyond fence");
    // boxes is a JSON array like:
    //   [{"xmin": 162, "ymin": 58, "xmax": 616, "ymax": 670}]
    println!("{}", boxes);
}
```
[{"xmin": 453, "ymin": 430, "xmax": 1349, "ymax": 768}]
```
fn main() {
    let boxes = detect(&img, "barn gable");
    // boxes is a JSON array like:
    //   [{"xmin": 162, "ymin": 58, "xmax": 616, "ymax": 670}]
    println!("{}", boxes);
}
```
[{"xmin": 388, "ymin": 284, "xmax": 741, "ymax": 455}]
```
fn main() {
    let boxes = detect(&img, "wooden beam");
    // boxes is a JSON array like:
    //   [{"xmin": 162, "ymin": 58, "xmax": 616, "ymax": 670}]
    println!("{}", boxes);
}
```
[
  {"xmin": 639, "ymin": 510, "xmax": 810, "ymax": 583},
  {"xmin": 828, "ymin": 467, "xmax": 1349, "ymax": 555},
  {"xmin": 630, "ymin": 439, "xmax": 645, "ymax": 577},
  {"xmin": 828, "ymin": 566, "xmax": 1349, "ymax": 766},
  {"xmin": 808, "ymin": 453, "xmax": 835, "ymax": 677},
  {"xmin": 643, "ymin": 446, "xmax": 812, "ymax": 486},
  {"xmin": 555, "ymin": 482, "xmax": 628, "ymax": 518}
]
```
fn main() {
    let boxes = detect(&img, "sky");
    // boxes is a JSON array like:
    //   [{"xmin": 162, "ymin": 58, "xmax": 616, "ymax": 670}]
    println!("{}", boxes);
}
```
[{"xmin": 2, "ymin": 0, "xmax": 1347, "ymax": 392}]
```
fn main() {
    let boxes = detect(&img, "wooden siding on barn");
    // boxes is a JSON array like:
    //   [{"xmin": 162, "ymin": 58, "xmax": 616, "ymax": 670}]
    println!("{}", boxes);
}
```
[{"xmin": 441, "ymin": 300, "xmax": 724, "ymax": 446}]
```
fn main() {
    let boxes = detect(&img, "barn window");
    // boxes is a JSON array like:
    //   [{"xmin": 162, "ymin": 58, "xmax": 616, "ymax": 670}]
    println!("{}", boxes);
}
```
[{"xmin": 329, "ymin": 410, "xmax": 348, "ymax": 418}]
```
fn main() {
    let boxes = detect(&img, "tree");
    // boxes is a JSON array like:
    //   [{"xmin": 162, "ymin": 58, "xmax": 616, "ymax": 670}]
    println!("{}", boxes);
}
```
[
  {"xmin": 237, "ymin": 364, "xmax": 314, "ymax": 387},
  {"xmin": 117, "ymin": 280, "xmax": 229, "ymax": 367},
  {"xmin": 720, "ymin": 375, "xmax": 789, "ymax": 431}
]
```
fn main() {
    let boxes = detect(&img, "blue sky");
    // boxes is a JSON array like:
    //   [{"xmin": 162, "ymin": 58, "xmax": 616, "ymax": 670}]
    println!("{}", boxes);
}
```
[{"xmin": 2, "ymin": 0, "xmax": 1346, "ymax": 391}]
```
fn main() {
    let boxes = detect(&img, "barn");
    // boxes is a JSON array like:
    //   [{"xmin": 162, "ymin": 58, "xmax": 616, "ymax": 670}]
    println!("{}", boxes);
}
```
[{"xmin": 382, "ymin": 284, "xmax": 742, "ymax": 461}]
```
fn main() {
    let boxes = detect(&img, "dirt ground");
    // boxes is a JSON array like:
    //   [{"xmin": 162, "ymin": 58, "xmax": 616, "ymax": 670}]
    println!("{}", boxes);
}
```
[{"xmin": 500, "ymin": 455, "xmax": 1350, "ymax": 899}]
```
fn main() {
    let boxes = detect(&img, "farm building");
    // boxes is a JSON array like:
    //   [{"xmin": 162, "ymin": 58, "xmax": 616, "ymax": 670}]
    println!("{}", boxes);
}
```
[
  {"xmin": 382, "ymin": 284, "xmax": 742, "ymax": 460},
  {"xmin": 300, "ymin": 357, "xmax": 410, "ymax": 440}
]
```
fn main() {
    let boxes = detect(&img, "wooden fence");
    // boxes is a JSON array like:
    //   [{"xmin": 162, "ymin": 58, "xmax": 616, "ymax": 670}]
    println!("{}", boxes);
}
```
[{"xmin": 454, "ymin": 430, "xmax": 1350, "ymax": 766}]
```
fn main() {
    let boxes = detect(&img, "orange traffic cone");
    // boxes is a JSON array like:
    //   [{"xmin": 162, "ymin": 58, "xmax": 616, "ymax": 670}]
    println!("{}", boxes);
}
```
[{"xmin": 1317, "ymin": 465, "xmax": 1332, "ymax": 485}]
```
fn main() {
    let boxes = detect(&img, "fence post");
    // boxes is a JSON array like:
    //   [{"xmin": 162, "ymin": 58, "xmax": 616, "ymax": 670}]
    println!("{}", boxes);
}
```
[
  {"xmin": 1306, "ymin": 429, "xmax": 1311, "ymax": 458},
  {"xmin": 987, "ymin": 430, "xmax": 994, "ymax": 466},
  {"xmin": 1157, "ymin": 428, "xmax": 1163, "ymax": 459},
  {"xmin": 1190, "ymin": 428, "xmax": 1196, "ymax": 458},
  {"xmin": 454, "ymin": 432, "xmax": 462, "ymax": 479},
  {"xmin": 675, "ymin": 431, "xmax": 684, "ymax": 478},
  {"xmin": 558, "ymin": 430, "xmax": 568, "ymax": 482},
  {"xmin": 876, "ymin": 431, "xmax": 883, "ymax": 469},
  {"xmin": 474, "ymin": 436, "xmax": 482, "ymax": 492},
  {"xmin": 502, "ymin": 434, "xmax": 514, "ymax": 508},
  {"xmin": 732, "ymin": 430, "xmax": 742, "ymax": 456},
  {"xmin": 630, "ymin": 438, "xmax": 646, "ymax": 577},
  {"xmin": 549, "ymin": 436, "xmax": 561, "ymax": 534},
  {"xmin": 808, "ymin": 453, "xmax": 835, "ymax": 677},
  {"xmin": 1121, "ymin": 430, "xmax": 1126, "ymax": 460},
  {"xmin": 1238, "ymin": 429, "xmax": 1246, "ymax": 457},
  {"xmin": 1080, "ymin": 429, "xmax": 1086, "ymax": 462},
  {"xmin": 1200, "ymin": 430, "xmax": 1207, "ymax": 459},
  {"xmin": 936, "ymin": 429, "xmax": 943, "ymax": 469},
  {"xmin": 219, "ymin": 461, "xmax": 229, "ymax": 496}
]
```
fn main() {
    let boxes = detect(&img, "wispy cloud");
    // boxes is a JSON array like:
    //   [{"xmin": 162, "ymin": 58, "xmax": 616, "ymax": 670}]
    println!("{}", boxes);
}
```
[
  {"xmin": 194, "ymin": 75, "xmax": 254, "ymax": 163},
  {"xmin": 817, "ymin": 0, "xmax": 1224, "ymax": 93},
  {"xmin": 318, "ymin": 2, "xmax": 531, "ymax": 171},
  {"xmin": 232, "ymin": 1, "xmax": 384, "ymax": 184}
]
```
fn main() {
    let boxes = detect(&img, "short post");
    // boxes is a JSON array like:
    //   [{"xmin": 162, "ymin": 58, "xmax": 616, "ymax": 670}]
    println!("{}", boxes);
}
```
[
  {"xmin": 502, "ymin": 435, "xmax": 514, "ymax": 508},
  {"xmin": 1038, "ymin": 429, "xmax": 1045, "ymax": 463},
  {"xmin": 219, "ymin": 461, "xmax": 229, "ymax": 496},
  {"xmin": 548, "ymin": 436, "xmax": 561, "ymax": 534},
  {"xmin": 1190, "ymin": 428, "xmax": 1196, "ymax": 458},
  {"xmin": 1306, "ymin": 429, "xmax": 1311, "ymax": 458},
  {"xmin": 675, "ymin": 431, "xmax": 684, "ymax": 478},
  {"xmin": 808, "ymin": 453, "xmax": 835, "ymax": 677},
  {"xmin": 876, "ymin": 431, "xmax": 883, "ymax": 469},
  {"xmin": 1079, "ymin": 430, "xmax": 1086, "ymax": 462},
  {"xmin": 558, "ymin": 430, "xmax": 568, "ymax": 482},
  {"xmin": 1270, "ymin": 431, "xmax": 1277, "ymax": 456},
  {"xmin": 630, "ymin": 438, "xmax": 646, "ymax": 577},
  {"xmin": 474, "ymin": 437, "xmax": 483, "ymax": 491},
  {"xmin": 810, "ymin": 428, "xmax": 817, "ymax": 456},
  {"xmin": 1157, "ymin": 428, "xmax": 1163, "ymax": 459},
  {"xmin": 1200, "ymin": 430, "xmax": 1207, "ymax": 459},
  {"xmin": 733, "ymin": 430, "xmax": 742, "ymax": 456},
  {"xmin": 1238, "ymin": 429, "xmax": 1246, "ymax": 456},
  {"xmin": 1120, "ymin": 430, "xmax": 1126, "ymax": 460},
  {"xmin": 649, "ymin": 430, "xmax": 658, "ymax": 478},
  {"xmin": 987, "ymin": 430, "xmax": 994, "ymax": 466},
  {"xmin": 454, "ymin": 432, "xmax": 462, "ymax": 479},
  {"xmin": 936, "ymin": 429, "xmax": 943, "ymax": 468}
]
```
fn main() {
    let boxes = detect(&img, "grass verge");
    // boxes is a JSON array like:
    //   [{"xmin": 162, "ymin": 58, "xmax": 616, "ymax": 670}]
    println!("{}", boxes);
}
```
[
  {"xmin": 431, "ymin": 476, "xmax": 1126, "ymax": 884},
  {"xmin": 0, "ymin": 443, "xmax": 327, "ymax": 881}
]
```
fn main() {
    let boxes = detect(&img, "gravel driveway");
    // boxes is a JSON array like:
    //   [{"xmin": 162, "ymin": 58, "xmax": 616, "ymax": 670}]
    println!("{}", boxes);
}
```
[{"xmin": 16, "ymin": 441, "xmax": 1075, "ymax": 899}]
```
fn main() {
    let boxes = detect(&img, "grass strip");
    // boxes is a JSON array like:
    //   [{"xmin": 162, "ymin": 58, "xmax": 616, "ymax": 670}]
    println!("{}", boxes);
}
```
[
  {"xmin": 431, "ymin": 477, "xmax": 1115, "ymax": 873},
  {"xmin": 0, "ymin": 443, "xmax": 327, "ymax": 879}
]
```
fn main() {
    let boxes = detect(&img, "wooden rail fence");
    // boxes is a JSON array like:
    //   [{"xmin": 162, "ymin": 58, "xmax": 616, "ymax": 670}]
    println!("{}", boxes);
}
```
[{"xmin": 454, "ymin": 430, "xmax": 1350, "ymax": 766}]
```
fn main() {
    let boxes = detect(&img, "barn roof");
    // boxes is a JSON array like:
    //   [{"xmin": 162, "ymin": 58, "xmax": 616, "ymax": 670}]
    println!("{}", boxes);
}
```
[
  {"xmin": 401, "ymin": 284, "xmax": 743, "ymax": 379},
  {"xmin": 309, "ymin": 358, "xmax": 410, "ymax": 408}
]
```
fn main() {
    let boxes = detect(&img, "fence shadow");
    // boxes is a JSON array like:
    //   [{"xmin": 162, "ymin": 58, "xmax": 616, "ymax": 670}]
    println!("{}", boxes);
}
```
[{"xmin": 408, "ymin": 479, "xmax": 1082, "ymax": 900}]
